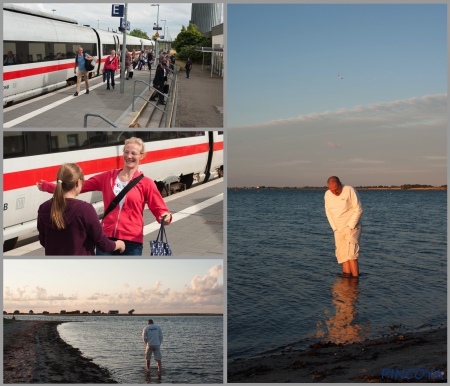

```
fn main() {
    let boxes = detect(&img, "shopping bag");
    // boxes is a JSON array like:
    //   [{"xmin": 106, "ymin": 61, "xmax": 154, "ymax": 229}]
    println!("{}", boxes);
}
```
[{"xmin": 150, "ymin": 220, "xmax": 172, "ymax": 256}]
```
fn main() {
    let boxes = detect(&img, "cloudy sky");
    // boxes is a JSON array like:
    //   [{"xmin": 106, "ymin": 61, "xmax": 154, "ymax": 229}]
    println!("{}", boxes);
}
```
[
  {"xmin": 10, "ymin": 3, "xmax": 194, "ymax": 40},
  {"xmin": 227, "ymin": 4, "xmax": 446, "ymax": 187},
  {"xmin": 4, "ymin": 260, "xmax": 223, "ymax": 313}
]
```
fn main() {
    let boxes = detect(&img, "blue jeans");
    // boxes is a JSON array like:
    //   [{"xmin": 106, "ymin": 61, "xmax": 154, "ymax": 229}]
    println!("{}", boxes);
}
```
[
  {"xmin": 106, "ymin": 69, "xmax": 115, "ymax": 89},
  {"xmin": 96, "ymin": 238, "xmax": 143, "ymax": 256},
  {"xmin": 186, "ymin": 69, "xmax": 190, "ymax": 78}
]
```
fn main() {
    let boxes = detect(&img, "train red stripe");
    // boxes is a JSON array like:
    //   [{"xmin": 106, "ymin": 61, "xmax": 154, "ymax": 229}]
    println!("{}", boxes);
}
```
[
  {"xmin": 4, "ymin": 142, "xmax": 223, "ymax": 191},
  {"xmin": 3, "ymin": 58, "xmax": 108, "ymax": 81}
]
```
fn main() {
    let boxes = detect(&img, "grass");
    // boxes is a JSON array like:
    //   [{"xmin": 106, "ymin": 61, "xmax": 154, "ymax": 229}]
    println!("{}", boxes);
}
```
[{"xmin": 4, "ymin": 318, "xmax": 21, "ymax": 325}]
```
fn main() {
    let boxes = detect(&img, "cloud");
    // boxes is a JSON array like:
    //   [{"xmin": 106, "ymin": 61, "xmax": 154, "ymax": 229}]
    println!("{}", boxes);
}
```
[
  {"xmin": 423, "ymin": 156, "xmax": 446, "ymax": 160},
  {"xmin": 123, "ymin": 283, "xmax": 130, "ymax": 289},
  {"xmin": 228, "ymin": 94, "xmax": 446, "ymax": 187},
  {"xmin": 348, "ymin": 158, "xmax": 385, "ymax": 164},
  {"xmin": 240, "ymin": 94, "xmax": 446, "ymax": 129},
  {"xmin": 271, "ymin": 160, "xmax": 312, "ymax": 167},
  {"xmin": 209, "ymin": 265, "xmax": 223, "ymax": 278},
  {"xmin": 326, "ymin": 141, "xmax": 342, "ymax": 148}
]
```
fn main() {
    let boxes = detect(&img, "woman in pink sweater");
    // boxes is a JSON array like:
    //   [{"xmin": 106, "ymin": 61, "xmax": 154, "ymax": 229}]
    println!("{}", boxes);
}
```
[
  {"xmin": 103, "ymin": 49, "xmax": 119, "ymax": 90},
  {"xmin": 37, "ymin": 137, "xmax": 171, "ymax": 255}
]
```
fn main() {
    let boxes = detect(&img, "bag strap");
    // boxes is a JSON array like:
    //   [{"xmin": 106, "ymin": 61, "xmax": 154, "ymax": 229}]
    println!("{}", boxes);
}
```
[
  {"xmin": 103, "ymin": 174, "xmax": 144, "ymax": 220},
  {"xmin": 155, "ymin": 218, "xmax": 169, "ymax": 243}
]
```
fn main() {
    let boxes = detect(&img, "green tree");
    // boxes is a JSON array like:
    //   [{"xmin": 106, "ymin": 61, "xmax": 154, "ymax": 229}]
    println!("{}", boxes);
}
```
[
  {"xmin": 172, "ymin": 23, "xmax": 204, "ymax": 51},
  {"xmin": 128, "ymin": 28, "xmax": 150, "ymax": 39}
]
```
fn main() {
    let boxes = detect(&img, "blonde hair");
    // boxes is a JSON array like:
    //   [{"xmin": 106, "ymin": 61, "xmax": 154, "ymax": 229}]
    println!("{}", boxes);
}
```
[
  {"xmin": 50, "ymin": 163, "xmax": 84, "ymax": 230},
  {"xmin": 123, "ymin": 137, "xmax": 145, "ymax": 154}
]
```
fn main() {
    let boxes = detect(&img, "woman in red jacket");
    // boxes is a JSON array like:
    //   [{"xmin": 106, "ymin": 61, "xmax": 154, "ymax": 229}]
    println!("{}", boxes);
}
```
[
  {"xmin": 37, "ymin": 137, "xmax": 172, "ymax": 256},
  {"xmin": 103, "ymin": 49, "xmax": 119, "ymax": 90}
]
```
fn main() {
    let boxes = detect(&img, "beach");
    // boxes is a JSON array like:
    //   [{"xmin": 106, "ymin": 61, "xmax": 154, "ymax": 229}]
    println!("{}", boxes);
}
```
[
  {"xmin": 228, "ymin": 327, "xmax": 447, "ymax": 383},
  {"xmin": 4, "ymin": 320, "xmax": 116, "ymax": 383}
]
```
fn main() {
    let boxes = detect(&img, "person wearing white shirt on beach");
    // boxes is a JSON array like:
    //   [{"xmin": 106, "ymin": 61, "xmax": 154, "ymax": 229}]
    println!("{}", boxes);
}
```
[{"xmin": 324, "ymin": 176, "xmax": 363, "ymax": 277}]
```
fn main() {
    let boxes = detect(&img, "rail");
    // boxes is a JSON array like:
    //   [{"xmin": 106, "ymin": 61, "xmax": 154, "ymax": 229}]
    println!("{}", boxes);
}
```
[
  {"xmin": 83, "ymin": 113, "xmax": 118, "ymax": 128},
  {"xmin": 131, "ymin": 66, "xmax": 178, "ymax": 128}
]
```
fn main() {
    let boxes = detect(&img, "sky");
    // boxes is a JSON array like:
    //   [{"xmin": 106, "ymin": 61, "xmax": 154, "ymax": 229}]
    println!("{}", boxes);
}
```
[
  {"xmin": 10, "ymin": 3, "xmax": 194, "ymax": 40},
  {"xmin": 3, "ymin": 260, "xmax": 223, "ymax": 314},
  {"xmin": 227, "ymin": 4, "xmax": 447, "ymax": 187}
]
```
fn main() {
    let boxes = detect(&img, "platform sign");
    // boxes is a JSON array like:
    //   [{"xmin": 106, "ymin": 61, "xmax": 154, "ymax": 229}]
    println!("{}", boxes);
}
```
[
  {"xmin": 111, "ymin": 4, "xmax": 124, "ymax": 17},
  {"xmin": 160, "ymin": 35, "xmax": 164, "ymax": 39},
  {"xmin": 120, "ymin": 18, "xmax": 130, "ymax": 31},
  {"xmin": 153, "ymin": 26, "xmax": 162, "ymax": 30}
]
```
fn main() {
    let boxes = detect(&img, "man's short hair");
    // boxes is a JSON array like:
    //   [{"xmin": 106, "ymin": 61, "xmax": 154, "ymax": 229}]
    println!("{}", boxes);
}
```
[
  {"xmin": 148, "ymin": 319, "xmax": 154, "ymax": 324},
  {"xmin": 327, "ymin": 176, "xmax": 342, "ymax": 185}
]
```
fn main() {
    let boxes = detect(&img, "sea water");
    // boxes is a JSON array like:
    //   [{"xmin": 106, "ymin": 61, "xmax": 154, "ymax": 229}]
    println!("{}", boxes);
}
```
[
  {"xmin": 9, "ymin": 315, "xmax": 222, "ymax": 383},
  {"xmin": 228, "ymin": 189, "xmax": 446, "ymax": 360}
]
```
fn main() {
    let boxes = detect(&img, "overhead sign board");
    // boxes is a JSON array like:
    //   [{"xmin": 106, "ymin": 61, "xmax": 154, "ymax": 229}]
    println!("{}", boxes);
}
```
[{"xmin": 111, "ymin": 4, "xmax": 124, "ymax": 17}]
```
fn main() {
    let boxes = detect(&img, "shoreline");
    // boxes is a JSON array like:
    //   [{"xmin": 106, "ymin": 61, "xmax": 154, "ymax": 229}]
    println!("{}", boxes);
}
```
[
  {"xmin": 228, "ymin": 327, "xmax": 447, "ymax": 383},
  {"xmin": 4, "ymin": 320, "xmax": 117, "ymax": 383}
]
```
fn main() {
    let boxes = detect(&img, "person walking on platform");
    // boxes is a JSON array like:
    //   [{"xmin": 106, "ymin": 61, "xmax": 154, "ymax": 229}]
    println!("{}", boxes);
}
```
[
  {"xmin": 150, "ymin": 62, "xmax": 167, "ymax": 105},
  {"xmin": 125, "ymin": 51, "xmax": 133, "ymax": 80},
  {"xmin": 185, "ymin": 57, "xmax": 192, "ymax": 78},
  {"xmin": 324, "ymin": 176, "xmax": 363, "ymax": 277},
  {"xmin": 142, "ymin": 319, "xmax": 163, "ymax": 373},
  {"xmin": 103, "ymin": 50, "xmax": 119, "ymax": 90},
  {"xmin": 37, "ymin": 163, "xmax": 125, "ymax": 255},
  {"xmin": 73, "ymin": 46, "xmax": 93, "ymax": 96},
  {"xmin": 37, "ymin": 137, "xmax": 172, "ymax": 256}
]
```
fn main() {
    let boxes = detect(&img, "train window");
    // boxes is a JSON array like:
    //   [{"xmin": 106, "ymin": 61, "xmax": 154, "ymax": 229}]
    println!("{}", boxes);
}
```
[
  {"xmin": 3, "ymin": 132, "xmax": 209, "ymax": 159},
  {"xmin": 3, "ymin": 41, "xmax": 96, "ymax": 64},
  {"xmin": 103, "ymin": 44, "xmax": 116, "ymax": 56},
  {"xmin": 4, "ymin": 132, "xmax": 25, "ymax": 159}
]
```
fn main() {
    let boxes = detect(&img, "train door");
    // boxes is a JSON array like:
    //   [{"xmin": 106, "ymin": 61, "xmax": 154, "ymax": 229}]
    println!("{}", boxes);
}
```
[{"xmin": 203, "ymin": 132, "xmax": 215, "ymax": 183}]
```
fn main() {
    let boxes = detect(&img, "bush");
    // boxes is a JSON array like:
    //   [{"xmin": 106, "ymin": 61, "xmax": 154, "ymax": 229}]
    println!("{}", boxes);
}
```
[{"xmin": 177, "ymin": 45, "xmax": 211, "ymax": 64}]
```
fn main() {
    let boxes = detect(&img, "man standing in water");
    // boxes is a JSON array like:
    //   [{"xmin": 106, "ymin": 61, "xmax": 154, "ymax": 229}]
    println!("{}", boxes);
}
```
[
  {"xmin": 324, "ymin": 176, "xmax": 363, "ymax": 277},
  {"xmin": 142, "ymin": 319, "xmax": 163, "ymax": 373}
]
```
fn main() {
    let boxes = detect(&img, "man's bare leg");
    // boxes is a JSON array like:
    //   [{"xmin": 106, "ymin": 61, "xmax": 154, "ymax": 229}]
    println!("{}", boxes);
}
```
[
  {"xmin": 348, "ymin": 259, "xmax": 359, "ymax": 277},
  {"xmin": 156, "ymin": 360, "xmax": 162, "ymax": 373},
  {"xmin": 146, "ymin": 359, "xmax": 150, "ymax": 371},
  {"xmin": 342, "ymin": 261, "xmax": 352, "ymax": 275}
]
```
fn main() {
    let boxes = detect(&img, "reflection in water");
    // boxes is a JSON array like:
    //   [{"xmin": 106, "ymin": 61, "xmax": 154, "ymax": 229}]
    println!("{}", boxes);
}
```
[{"xmin": 316, "ymin": 276, "xmax": 370, "ymax": 344}]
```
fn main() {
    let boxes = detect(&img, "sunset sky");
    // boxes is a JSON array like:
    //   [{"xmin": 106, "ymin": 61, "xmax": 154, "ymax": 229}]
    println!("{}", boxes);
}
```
[
  {"xmin": 227, "ymin": 4, "xmax": 446, "ymax": 187},
  {"xmin": 3, "ymin": 260, "xmax": 223, "ymax": 314}
]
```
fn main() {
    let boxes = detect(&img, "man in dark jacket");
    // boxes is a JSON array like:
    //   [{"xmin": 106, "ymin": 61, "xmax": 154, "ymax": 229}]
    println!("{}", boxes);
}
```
[
  {"xmin": 185, "ymin": 57, "xmax": 192, "ymax": 78},
  {"xmin": 150, "ymin": 62, "xmax": 166, "ymax": 105}
]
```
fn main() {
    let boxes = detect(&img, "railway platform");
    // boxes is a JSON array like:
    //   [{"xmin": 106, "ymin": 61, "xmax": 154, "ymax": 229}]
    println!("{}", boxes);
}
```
[
  {"xmin": 3, "ymin": 68, "xmax": 175, "ymax": 129},
  {"xmin": 3, "ymin": 178, "xmax": 224, "ymax": 257}
]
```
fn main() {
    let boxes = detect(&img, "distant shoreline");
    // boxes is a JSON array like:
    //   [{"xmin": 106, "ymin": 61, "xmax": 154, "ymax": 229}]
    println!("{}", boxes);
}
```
[
  {"xmin": 4, "ymin": 313, "xmax": 222, "ymax": 317},
  {"xmin": 229, "ymin": 187, "xmax": 446, "ymax": 191}
]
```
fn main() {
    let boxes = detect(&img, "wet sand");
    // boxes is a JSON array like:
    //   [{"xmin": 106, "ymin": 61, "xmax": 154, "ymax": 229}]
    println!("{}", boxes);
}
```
[
  {"xmin": 228, "ymin": 327, "xmax": 447, "ymax": 383},
  {"xmin": 4, "ymin": 320, "xmax": 116, "ymax": 383}
]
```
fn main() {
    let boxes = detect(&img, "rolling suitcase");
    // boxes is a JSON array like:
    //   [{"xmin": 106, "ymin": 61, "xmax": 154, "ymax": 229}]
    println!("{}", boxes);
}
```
[{"xmin": 138, "ymin": 61, "xmax": 143, "ymax": 70}]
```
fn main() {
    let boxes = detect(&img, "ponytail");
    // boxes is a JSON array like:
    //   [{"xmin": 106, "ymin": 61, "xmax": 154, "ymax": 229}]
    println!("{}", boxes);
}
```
[{"xmin": 50, "ymin": 163, "xmax": 84, "ymax": 230}]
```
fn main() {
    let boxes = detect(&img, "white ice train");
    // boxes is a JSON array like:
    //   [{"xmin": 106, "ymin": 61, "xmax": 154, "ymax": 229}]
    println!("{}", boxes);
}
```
[
  {"xmin": 3, "ymin": 4, "xmax": 154, "ymax": 106},
  {"xmin": 3, "ymin": 131, "xmax": 224, "ymax": 251}
]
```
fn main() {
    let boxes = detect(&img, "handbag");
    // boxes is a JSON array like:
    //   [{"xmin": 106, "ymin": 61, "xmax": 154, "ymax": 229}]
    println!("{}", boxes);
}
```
[
  {"xmin": 102, "ymin": 72, "xmax": 107, "ymax": 82},
  {"xmin": 150, "ymin": 220, "xmax": 172, "ymax": 256}
]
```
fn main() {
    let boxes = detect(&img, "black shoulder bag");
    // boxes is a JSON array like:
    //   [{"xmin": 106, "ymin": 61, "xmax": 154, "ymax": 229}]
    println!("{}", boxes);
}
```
[{"xmin": 103, "ymin": 174, "xmax": 144, "ymax": 220}]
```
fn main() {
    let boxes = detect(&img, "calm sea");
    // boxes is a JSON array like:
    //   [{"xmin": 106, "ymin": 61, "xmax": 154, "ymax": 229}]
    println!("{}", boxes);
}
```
[
  {"xmin": 8, "ymin": 315, "xmax": 222, "ymax": 383},
  {"xmin": 228, "ymin": 189, "xmax": 447, "ymax": 360}
]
